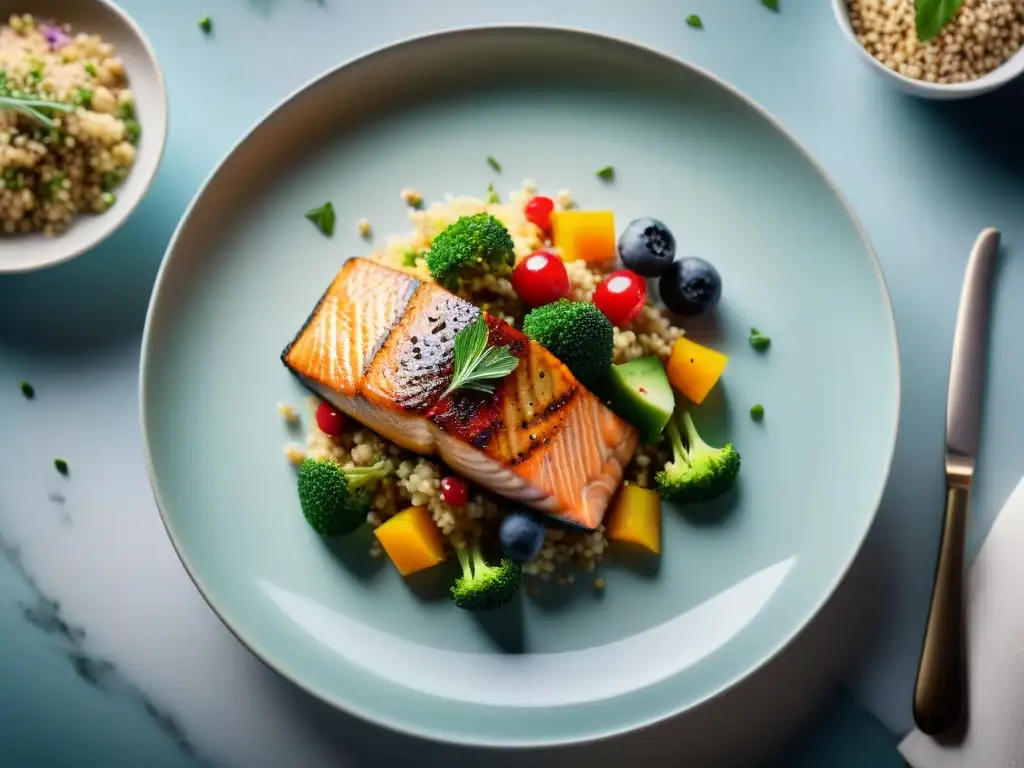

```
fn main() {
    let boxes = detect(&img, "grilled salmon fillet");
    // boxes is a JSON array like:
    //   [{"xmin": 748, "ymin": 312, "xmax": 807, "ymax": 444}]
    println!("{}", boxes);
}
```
[{"xmin": 282, "ymin": 258, "xmax": 639, "ymax": 529}]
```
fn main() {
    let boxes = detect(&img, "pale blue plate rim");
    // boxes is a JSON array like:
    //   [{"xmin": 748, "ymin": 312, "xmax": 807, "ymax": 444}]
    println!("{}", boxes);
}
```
[{"xmin": 139, "ymin": 24, "xmax": 902, "ymax": 748}]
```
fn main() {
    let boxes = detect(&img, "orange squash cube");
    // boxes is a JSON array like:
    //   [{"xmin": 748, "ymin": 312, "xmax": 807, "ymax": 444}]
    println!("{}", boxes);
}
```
[
  {"xmin": 666, "ymin": 337, "xmax": 728, "ymax": 405},
  {"xmin": 374, "ymin": 506, "xmax": 446, "ymax": 576},
  {"xmin": 606, "ymin": 484, "xmax": 661, "ymax": 555},
  {"xmin": 551, "ymin": 210, "xmax": 616, "ymax": 266}
]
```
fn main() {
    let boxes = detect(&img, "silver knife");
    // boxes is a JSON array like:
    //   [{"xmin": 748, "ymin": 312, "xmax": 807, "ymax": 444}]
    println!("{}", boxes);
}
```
[{"xmin": 913, "ymin": 227, "xmax": 1001, "ymax": 737}]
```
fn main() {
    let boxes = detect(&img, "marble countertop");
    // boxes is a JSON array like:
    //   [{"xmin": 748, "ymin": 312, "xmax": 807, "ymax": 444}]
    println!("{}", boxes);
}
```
[{"xmin": 3, "ymin": 1, "xmax": 1023, "ymax": 765}]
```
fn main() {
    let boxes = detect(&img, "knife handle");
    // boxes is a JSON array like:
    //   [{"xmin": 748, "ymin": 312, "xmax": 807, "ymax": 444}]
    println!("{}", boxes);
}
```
[{"xmin": 913, "ymin": 484, "xmax": 969, "ymax": 737}]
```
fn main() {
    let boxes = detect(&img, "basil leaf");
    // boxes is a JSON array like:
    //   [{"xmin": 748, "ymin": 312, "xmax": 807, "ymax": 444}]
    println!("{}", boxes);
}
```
[{"xmin": 916, "ymin": 0, "xmax": 963, "ymax": 42}]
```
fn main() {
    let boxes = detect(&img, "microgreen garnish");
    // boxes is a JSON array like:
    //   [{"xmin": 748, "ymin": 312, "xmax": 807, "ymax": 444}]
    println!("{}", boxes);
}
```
[
  {"xmin": 487, "ymin": 155, "xmax": 501, "ymax": 172},
  {"xmin": 915, "ymin": 0, "xmax": 962, "ymax": 41},
  {"xmin": 596, "ymin": 165, "xmax": 614, "ymax": 181},
  {"xmin": 304, "ymin": 201, "xmax": 335, "ymax": 237},
  {"xmin": 686, "ymin": 14, "xmax": 703, "ymax": 29},
  {"xmin": 442, "ymin": 316, "xmax": 520, "ymax": 398},
  {"xmin": 749, "ymin": 328, "xmax": 771, "ymax": 352}
]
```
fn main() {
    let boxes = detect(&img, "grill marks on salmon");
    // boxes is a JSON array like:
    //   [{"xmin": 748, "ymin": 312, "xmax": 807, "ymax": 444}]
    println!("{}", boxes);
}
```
[{"xmin": 282, "ymin": 258, "xmax": 639, "ymax": 529}]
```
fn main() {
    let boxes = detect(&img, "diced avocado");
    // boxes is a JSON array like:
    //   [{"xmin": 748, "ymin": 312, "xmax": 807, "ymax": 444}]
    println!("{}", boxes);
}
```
[{"xmin": 606, "ymin": 356, "xmax": 674, "ymax": 445}]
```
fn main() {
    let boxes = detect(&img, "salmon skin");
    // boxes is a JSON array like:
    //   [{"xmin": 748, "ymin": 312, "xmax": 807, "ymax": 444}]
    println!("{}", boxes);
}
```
[{"xmin": 281, "ymin": 258, "xmax": 639, "ymax": 530}]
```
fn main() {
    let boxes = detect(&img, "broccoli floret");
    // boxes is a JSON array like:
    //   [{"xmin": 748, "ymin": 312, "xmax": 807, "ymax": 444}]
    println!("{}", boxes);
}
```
[
  {"xmin": 522, "ymin": 299, "xmax": 613, "ymax": 390},
  {"xmin": 297, "ymin": 458, "xmax": 391, "ymax": 536},
  {"xmin": 425, "ymin": 213, "xmax": 515, "ymax": 285},
  {"xmin": 450, "ymin": 539, "xmax": 522, "ymax": 610},
  {"xmin": 655, "ymin": 409, "xmax": 740, "ymax": 504}
]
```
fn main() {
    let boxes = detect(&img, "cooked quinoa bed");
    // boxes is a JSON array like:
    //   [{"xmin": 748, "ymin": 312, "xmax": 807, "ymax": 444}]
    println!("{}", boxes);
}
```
[
  {"xmin": 283, "ymin": 185, "xmax": 683, "ymax": 583},
  {"xmin": 0, "ymin": 14, "xmax": 139, "ymax": 236}
]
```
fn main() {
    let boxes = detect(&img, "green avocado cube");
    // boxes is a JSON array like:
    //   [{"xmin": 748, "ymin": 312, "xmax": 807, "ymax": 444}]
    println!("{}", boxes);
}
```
[{"xmin": 606, "ymin": 356, "xmax": 675, "ymax": 445}]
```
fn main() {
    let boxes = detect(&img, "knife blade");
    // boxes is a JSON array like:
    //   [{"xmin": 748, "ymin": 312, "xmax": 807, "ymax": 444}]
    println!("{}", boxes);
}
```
[
  {"xmin": 946, "ymin": 227, "xmax": 1002, "ymax": 471},
  {"xmin": 914, "ymin": 227, "xmax": 1001, "ymax": 738}
]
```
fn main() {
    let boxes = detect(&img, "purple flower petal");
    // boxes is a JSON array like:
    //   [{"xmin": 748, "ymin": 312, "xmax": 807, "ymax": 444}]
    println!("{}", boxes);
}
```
[{"xmin": 40, "ymin": 23, "xmax": 71, "ymax": 51}]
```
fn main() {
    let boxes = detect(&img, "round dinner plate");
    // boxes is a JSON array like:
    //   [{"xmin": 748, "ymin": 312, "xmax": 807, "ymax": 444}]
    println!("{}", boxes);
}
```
[{"xmin": 141, "ymin": 27, "xmax": 900, "ymax": 748}]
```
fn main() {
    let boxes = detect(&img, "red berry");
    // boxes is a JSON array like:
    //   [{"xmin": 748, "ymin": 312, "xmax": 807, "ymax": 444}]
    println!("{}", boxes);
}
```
[
  {"xmin": 315, "ymin": 401, "xmax": 346, "ymax": 437},
  {"xmin": 440, "ymin": 476, "xmax": 470, "ymax": 507},
  {"xmin": 511, "ymin": 250, "xmax": 570, "ymax": 307},
  {"xmin": 593, "ymin": 270, "xmax": 648, "ymax": 328},
  {"xmin": 524, "ymin": 196, "xmax": 555, "ymax": 232}
]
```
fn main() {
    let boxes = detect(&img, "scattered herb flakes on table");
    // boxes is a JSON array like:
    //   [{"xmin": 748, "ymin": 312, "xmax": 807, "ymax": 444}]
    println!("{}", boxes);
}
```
[
  {"xmin": 686, "ymin": 14, "xmax": 704, "ymax": 29},
  {"xmin": 848, "ymin": 0, "xmax": 1024, "ymax": 83}
]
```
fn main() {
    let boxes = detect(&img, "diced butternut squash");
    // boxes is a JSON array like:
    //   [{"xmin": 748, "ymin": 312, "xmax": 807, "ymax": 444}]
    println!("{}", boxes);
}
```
[
  {"xmin": 374, "ymin": 506, "xmax": 446, "ymax": 576},
  {"xmin": 606, "ymin": 484, "xmax": 661, "ymax": 555},
  {"xmin": 666, "ymin": 337, "xmax": 728, "ymax": 404},
  {"xmin": 551, "ymin": 210, "xmax": 616, "ymax": 266}
]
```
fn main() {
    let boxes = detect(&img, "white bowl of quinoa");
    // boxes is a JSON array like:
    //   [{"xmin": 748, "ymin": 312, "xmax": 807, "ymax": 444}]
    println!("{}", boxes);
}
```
[
  {"xmin": 833, "ymin": 0, "xmax": 1024, "ymax": 99},
  {"xmin": 0, "ymin": 2, "xmax": 167, "ymax": 273}
]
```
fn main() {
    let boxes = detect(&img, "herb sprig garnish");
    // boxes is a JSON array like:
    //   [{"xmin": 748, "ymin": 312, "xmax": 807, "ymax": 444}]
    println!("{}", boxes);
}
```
[
  {"xmin": 0, "ymin": 93, "xmax": 72, "ymax": 129},
  {"xmin": 916, "ymin": 0, "xmax": 962, "ymax": 42},
  {"xmin": 442, "ymin": 316, "xmax": 519, "ymax": 398}
]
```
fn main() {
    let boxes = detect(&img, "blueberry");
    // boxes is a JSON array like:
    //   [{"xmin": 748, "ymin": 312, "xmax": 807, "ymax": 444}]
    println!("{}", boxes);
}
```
[
  {"xmin": 498, "ymin": 511, "xmax": 546, "ymax": 562},
  {"xmin": 659, "ymin": 257, "xmax": 722, "ymax": 317},
  {"xmin": 617, "ymin": 217, "xmax": 676, "ymax": 277}
]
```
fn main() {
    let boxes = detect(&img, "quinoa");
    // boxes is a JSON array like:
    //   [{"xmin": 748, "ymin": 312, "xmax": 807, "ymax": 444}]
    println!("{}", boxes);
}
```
[
  {"xmin": 0, "ymin": 14, "xmax": 138, "ymax": 236},
  {"xmin": 282, "ymin": 184, "xmax": 687, "ymax": 583},
  {"xmin": 848, "ymin": 0, "xmax": 1024, "ymax": 84}
]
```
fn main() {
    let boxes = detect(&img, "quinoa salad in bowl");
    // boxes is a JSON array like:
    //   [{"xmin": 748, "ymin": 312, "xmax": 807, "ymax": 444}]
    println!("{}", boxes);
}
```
[
  {"xmin": 0, "ymin": 13, "xmax": 141, "ymax": 237},
  {"xmin": 278, "ymin": 176, "xmax": 766, "ymax": 610}
]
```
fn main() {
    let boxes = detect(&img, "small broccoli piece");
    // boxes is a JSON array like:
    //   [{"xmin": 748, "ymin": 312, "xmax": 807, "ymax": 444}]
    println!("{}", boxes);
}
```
[
  {"xmin": 655, "ymin": 409, "xmax": 740, "ymax": 504},
  {"xmin": 522, "ymin": 299, "xmax": 613, "ymax": 390},
  {"xmin": 425, "ymin": 213, "xmax": 514, "ymax": 285},
  {"xmin": 296, "ymin": 457, "xmax": 391, "ymax": 536},
  {"xmin": 450, "ymin": 539, "xmax": 522, "ymax": 610}
]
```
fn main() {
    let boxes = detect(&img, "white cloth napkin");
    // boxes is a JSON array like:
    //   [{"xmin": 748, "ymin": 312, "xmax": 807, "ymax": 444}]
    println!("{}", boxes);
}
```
[{"xmin": 899, "ymin": 475, "xmax": 1024, "ymax": 768}]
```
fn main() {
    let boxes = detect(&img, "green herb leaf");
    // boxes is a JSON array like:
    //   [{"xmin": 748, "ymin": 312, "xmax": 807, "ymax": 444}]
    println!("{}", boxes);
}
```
[
  {"xmin": 199, "ymin": 16, "xmax": 213, "ymax": 34},
  {"xmin": 487, "ymin": 155, "xmax": 501, "ymax": 172},
  {"xmin": 84, "ymin": 62, "xmax": 97, "ymax": 77},
  {"xmin": 686, "ymin": 14, "xmax": 703, "ymax": 29},
  {"xmin": 750, "ymin": 403, "xmax": 765, "ymax": 421},
  {"xmin": 761, "ymin": 0, "xmax": 779, "ymax": 11},
  {"xmin": 596, "ymin": 165, "xmax": 615, "ymax": 181},
  {"xmin": 443, "ymin": 317, "xmax": 520, "ymax": 398},
  {"xmin": 915, "ymin": 0, "xmax": 963, "ymax": 42},
  {"xmin": 305, "ymin": 201, "xmax": 335, "ymax": 237},
  {"xmin": 749, "ymin": 327, "xmax": 771, "ymax": 352},
  {"xmin": 486, "ymin": 182, "xmax": 500, "ymax": 204},
  {"xmin": 20, "ymin": 381, "xmax": 34, "ymax": 399},
  {"xmin": 116, "ymin": 100, "xmax": 134, "ymax": 120},
  {"xmin": 402, "ymin": 250, "xmax": 420, "ymax": 267},
  {"xmin": 124, "ymin": 118, "xmax": 141, "ymax": 144},
  {"xmin": 54, "ymin": 458, "xmax": 69, "ymax": 476}
]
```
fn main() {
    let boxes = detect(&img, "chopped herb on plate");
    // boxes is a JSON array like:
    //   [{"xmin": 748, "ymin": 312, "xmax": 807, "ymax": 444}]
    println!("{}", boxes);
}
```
[
  {"xmin": 199, "ymin": 16, "xmax": 213, "ymax": 34},
  {"xmin": 761, "ymin": 0, "xmax": 779, "ymax": 11},
  {"xmin": 750, "ymin": 403, "xmax": 765, "ymax": 421},
  {"xmin": 686, "ymin": 14, "xmax": 703, "ymax": 29},
  {"xmin": 487, "ymin": 155, "xmax": 501, "ymax": 172},
  {"xmin": 54, "ymin": 458, "xmax": 69, "ymax": 476},
  {"xmin": 596, "ymin": 165, "xmax": 615, "ymax": 181},
  {"xmin": 305, "ymin": 201, "xmax": 335, "ymax": 237},
  {"xmin": 84, "ymin": 62, "xmax": 97, "ymax": 77},
  {"xmin": 486, "ymin": 183, "xmax": 500, "ymax": 204},
  {"xmin": 20, "ymin": 381, "xmax": 34, "ymax": 399}
]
